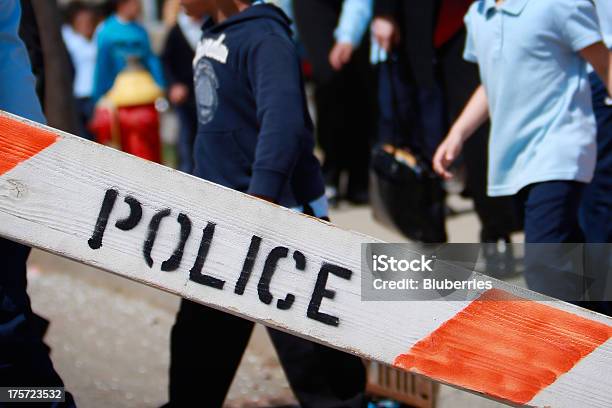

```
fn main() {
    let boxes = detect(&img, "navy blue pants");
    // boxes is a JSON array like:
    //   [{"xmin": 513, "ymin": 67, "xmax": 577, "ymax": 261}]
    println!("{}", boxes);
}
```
[
  {"xmin": 580, "ymin": 73, "xmax": 612, "ymax": 243},
  {"xmin": 0, "ymin": 238, "xmax": 74, "ymax": 406},
  {"xmin": 518, "ymin": 181, "xmax": 586, "ymax": 302},
  {"xmin": 175, "ymin": 102, "xmax": 197, "ymax": 174},
  {"xmin": 579, "ymin": 73, "xmax": 612, "ymax": 315},
  {"xmin": 168, "ymin": 300, "xmax": 366, "ymax": 408},
  {"xmin": 75, "ymin": 97, "xmax": 95, "ymax": 141}
]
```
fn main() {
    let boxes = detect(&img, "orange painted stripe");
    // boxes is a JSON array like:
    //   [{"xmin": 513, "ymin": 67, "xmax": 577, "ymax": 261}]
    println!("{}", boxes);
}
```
[
  {"xmin": 0, "ymin": 116, "xmax": 58, "ymax": 176},
  {"xmin": 394, "ymin": 289, "xmax": 612, "ymax": 405}
]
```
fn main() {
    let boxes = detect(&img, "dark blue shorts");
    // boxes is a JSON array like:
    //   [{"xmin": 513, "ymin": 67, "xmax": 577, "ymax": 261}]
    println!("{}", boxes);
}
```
[{"xmin": 517, "ymin": 181, "xmax": 586, "ymax": 302}]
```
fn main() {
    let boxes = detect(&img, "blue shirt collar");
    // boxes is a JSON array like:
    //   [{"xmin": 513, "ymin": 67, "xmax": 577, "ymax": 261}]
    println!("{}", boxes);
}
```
[{"xmin": 482, "ymin": 0, "xmax": 530, "ymax": 16}]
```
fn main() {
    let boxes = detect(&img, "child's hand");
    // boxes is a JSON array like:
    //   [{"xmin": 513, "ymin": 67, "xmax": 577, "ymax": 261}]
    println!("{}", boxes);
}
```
[
  {"xmin": 371, "ymin": 16, "xmax": 400, "ymax": 52},
  {"xmin": 169, "ymin": 84, "xmax": 189, "ymax": 105},
  {"xmin": 329, "ymin": 42, "xmax": 354, "ymax": 71},
  {"xmin": 433, "ymin": 130, "xmax": 465, "ymax": 180}
]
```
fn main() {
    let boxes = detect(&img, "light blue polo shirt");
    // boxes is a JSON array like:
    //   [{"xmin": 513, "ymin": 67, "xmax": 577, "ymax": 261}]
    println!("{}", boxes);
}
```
[{"xmin": 464, "ymin": 0, "xmax": 602, "ymax": 197}]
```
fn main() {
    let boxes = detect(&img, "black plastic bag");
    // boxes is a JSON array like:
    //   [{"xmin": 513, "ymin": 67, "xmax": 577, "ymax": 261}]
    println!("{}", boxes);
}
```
[
  {"xmin": 370, "ymin": 57, "xmax": 447, "ymax": 243},
  {"xmin": 370, "ymin": 144, "xmax": 446, "ymax": 243}
]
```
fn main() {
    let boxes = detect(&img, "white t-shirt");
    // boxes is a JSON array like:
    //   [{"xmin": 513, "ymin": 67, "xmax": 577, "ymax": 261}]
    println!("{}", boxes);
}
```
[{"xmin": 62, "ymin": 25, "xmax": 97, "ymax": 98}]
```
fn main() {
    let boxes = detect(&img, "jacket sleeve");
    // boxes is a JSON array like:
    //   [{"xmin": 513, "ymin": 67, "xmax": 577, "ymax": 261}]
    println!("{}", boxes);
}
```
[
  {"xmin": 290, "ymin": 145, "xmax": 326, "ymax": 206},
  {"xmin": 0, "ymin": 0, "xmax": 45, "ymax": 123},
  {"xmin": 246, "ymin": 34, "xmax": 310, "ymax": 201}
]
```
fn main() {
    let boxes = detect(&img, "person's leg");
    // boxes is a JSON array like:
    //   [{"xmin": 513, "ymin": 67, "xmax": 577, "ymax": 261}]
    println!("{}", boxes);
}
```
[
  {"xmin": 414, "ymin": 84, "xmax": 446, "ymax": 163},
  {"xmin": 464, "ymin": 126, "xmax": 521, "ymax": 241},
  {"xmin": 582, "ymin": 242, "xmax": 612, "ymax": 316},
  {"xmin": 294, "ymin": 0, "xmax": 347, "ymax": 202},
  {"xmin": 581, "ymin": 73, "xmax": 612, "ymax": 315},
  {"xmin": 581, "ymin": 72, "xmax": 612, "ymax": 243},
  {"xmin": 521, "ymin": 181, "xmax": 586, "ymax": 302},
  {"xmin": 268, "ymin": 328, "xmax": 366, "ymax": 408},
  {"xmin": 579, "ymin": 74, "xmax": 612, "ymax": 314},
  {"xmin": 75, "ymin": 96, "xmax": 96, "ymax": 141},
  {"xmin": 0, "ymin": 238, "xmax": 75, "ymax": 407},
  {"xmin": 167, "ymin": 299, "xmax": 254, "ymax": 407},
  {"xmin": 313, "ymin": 76, "xmax": 345, "ymax": 193},
  {"xmin": 175, "ymin": 104, "xmax": 197, "ymax": 174},
  {"xmin": 344, "ymin": 38, "xmax": 376, "ymax": 204}
]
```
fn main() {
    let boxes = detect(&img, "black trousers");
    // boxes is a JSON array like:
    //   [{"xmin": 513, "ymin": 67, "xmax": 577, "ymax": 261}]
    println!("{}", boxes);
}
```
[
  {"xmin": 293, "ymin": 0, "xmax": 376, "ymax": 194},
  {"xmin": 0, "ymin": 238, "xmax": 75, "ymax": 407},
  {"xmin": 168, "ymin": 299, "xmax": 366, "ymax": 408}
]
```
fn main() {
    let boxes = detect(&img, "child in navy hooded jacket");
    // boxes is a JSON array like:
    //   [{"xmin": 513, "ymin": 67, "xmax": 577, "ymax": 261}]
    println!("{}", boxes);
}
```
[
  {"xmin": 168, "ymin": 1, "xmax": 366, "ymax": 407},
  {"xmin": 192, "ymin": 1, "xmax": 325, "ymax": 209}
]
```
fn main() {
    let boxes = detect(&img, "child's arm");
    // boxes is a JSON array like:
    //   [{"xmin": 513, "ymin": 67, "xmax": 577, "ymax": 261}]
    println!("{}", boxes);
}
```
[
  {"xmin": 247, "ymin": 35, "xmax": 310, "ymax": 203},
  {"xmin": 580, "ymin": 42, "xmax": 612, "ymax": 96},
  {"xmin": 433, "ymin": 85, "xmax": 489, "ymax": 179}
]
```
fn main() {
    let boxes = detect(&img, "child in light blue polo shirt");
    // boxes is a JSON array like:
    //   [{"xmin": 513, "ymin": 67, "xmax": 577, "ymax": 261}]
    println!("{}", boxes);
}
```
[{"xmin": 433, "ymin": 0, "xmax": 612, "ymax": 299}]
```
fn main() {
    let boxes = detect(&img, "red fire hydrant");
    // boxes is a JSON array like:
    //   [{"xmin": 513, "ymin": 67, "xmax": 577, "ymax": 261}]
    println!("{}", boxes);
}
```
[{"xmin": 90, "ymin": 62, "xmax": 164, "ymax": 163}]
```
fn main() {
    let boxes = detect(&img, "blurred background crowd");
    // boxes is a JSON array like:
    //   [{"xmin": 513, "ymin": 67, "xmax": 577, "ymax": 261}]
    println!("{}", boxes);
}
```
[{"xmin": 37, "ymin": 0, "xmax": 524, "ymax": 251}]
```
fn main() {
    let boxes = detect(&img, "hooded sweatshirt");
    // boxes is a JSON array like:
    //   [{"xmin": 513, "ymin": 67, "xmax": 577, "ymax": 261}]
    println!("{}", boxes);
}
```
[{"xmin": 192, "ymin": 3, "xmax": 324, "ymax": 207}]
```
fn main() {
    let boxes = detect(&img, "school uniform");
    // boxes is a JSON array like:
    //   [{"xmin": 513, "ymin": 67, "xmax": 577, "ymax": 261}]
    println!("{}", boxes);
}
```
[
  {"xmin": 464, "ymin": 0, "xmax": 602, "ymax": 300},
  {"xmin": 167, "ymin": 4, "xmax": 365, "ymax": 407},
  {"xmin": 0, "ymin": 2, "xmax": 75, "ymax": 404}
]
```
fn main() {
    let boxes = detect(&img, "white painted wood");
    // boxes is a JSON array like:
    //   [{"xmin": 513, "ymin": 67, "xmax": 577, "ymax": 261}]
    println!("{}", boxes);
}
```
[{"xmin": 0, "ymin": 111, "xmax": 610, "ymax": 408}]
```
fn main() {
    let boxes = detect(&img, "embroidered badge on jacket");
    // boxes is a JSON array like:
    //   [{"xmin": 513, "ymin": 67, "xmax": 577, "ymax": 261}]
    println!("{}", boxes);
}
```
[{"xmin": 193, "ymin": 33, "xmax": 229, "ymax": 66}]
